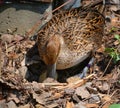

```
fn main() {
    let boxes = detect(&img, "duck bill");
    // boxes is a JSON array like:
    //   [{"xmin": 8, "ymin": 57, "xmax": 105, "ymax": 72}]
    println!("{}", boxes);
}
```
[{"xmin": 47, "ymin": 63, "xmax": 57, "ymax": 79}]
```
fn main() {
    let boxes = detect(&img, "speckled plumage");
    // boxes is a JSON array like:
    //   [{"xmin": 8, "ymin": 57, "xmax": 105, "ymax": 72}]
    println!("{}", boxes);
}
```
[{"xmin": 37, "ymin": 3, "xmax": 105, "ymax": 70}]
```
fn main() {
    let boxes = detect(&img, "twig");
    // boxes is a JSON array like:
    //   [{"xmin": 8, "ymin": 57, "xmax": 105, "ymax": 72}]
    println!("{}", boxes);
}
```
[
  {"xmin": 52, "ymin": 0, "xmax": 73, "ymax": 13},
  {"xmin": 100, "ymin": 57, "xmax": 112, "ymax": 78},
  {"xmin": 110, "ymin": 89, "xmax": 119, "ymax": 98},
  {"xmin": 5, "ymin": 42, "xmax": 8, "ymax": 55},
  {"xmin": 43, "ymin": 83, "xmax": 67, "ymax": 86},
  {"xmin": 47, "ymin": 74, "xmax": 95, "ymax": 101},
  {"xmin": 53, "ymin": 74, "xmax": 95, "ymax": 90},
  {"xmin": 99, "ymin": 89, "xmax": 118, "ymax": 108},
  {"xmin": 26, "ymin": 0, "xmax": 74, "ymax": 36},
  {"xmin": 69, "ymin": 74, "xmax": 95, "ymax": 89},
  {"xmin": 24, "ymin": 82, "xmax": 67, "ymax": 90}
]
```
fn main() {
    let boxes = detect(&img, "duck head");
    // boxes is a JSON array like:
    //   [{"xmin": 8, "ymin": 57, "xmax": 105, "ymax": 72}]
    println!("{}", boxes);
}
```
[{"xmin": 42, "ymin": 34, "xmax": 61, "ymax": 79}]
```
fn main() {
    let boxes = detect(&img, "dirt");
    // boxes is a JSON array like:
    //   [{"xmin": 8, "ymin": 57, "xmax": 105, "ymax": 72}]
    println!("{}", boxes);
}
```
[{"xmin": 0, "ymin": 2, "xmax": 52, "ymax": 35}]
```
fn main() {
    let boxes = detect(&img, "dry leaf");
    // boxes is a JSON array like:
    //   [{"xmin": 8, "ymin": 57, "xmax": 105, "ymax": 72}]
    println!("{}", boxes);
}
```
[
  {"xmin": 50, "ymin": 92, "xmax": 62, "ymax": 100},
  {"xmin": 110, "ymin": 6, "xmax": 118, "ymax": 11},
  {"xmin": 7, "ymin": 52, "xmax": 19, "ymax": 59},
  {"xmin": 102, "ymin": 95, "xmax": 111, "ymax": 102},
  {"xmin": 0, "ymin": 99, "xmax": 7, "ymax": 108},
  {"xmin": 102, "ymin": 102, "xmax": 111, "ymax": 108},
  {"xmin": 97, "ymin": 45, "xmax": 105, "ymax": 53},
  {"xmin": 14, "ymin": 34, "xmax": 24, "ymax": 42},
  {"xmin": 111, "ymin": 17, "xmax": 119, "ymax": 26},
  {"xmin": 35, "ymin": 104, "xmax": 45, "ymax": 108},
  {"xmin": 86, "ymin": 103, "xmax": 99, "ymax": 108},
  {"xmin": 18, "ymin": 104, "xmax": 30, "ymax": 108},
  {"xmin": 7, "ymin": 94, "xmax": 20, "ymax": 104},
  {"xmin": 94, "ymin": 81, "xmax": 109, "ymax": 92},
  {"xmin": 32, "ymin": 91, "xmax": 46, "ymax": 105},
  {"xmin": 89, "ymin": 94, "xmax": 101, "ymax": 103},
  {"xmin": 1, "ymin": 34, "xmax": 14, "ymax": 43},
  {"xmin": 114, "ymin": 40, "xmax": 119, "ymax": 45},
  {"xmin": 66, "ymin": 101, "xmax": 74, "ymax": 108},
  {"xmin": 67, "ymin": 76, "xmax": 81, "ymax": 83},
  {"xmin": 75, "ymin": 85, "xmax": 90, "ymax": 99},
  {"xmin": 6, "ymin": 101, "xmax": 17, "ymax": 108}
]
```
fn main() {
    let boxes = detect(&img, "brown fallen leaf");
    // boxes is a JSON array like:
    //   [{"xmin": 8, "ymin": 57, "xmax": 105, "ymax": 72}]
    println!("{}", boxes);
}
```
[
  {"xmin": 89, "ymin": 94, "xmax": 101, "ymax": 103},
  {"xmin": 93, "ymin": 80, "xmax": 109, "ymax": 92},
  {"xmin": 7, "ymin": 93, "xmax": 20, "ymax": 104},
  {"xmin": 35, "ymin": 104, "xmax": 45, "ymax": 108},
  {"xmin": 7, "ymin": 52, "xmax": 20, "ymax": 59},
  {"xmin": 46, "ymin": 103, "xmax": 59, "ymax": 108},
  {"xmin": 18, "ymin": 104, "xmax": 31, "ymax": 108},
  {"xmin": 102, "ymin": 102, "xmax": 111, "ymax": 108},
  {"xmin": 14, "ymin": 34, "xmax": 24, "ymax": 42},
  {"xmin": 1, "ymin": 34, "xmax": 14, "ymax": 44},
  {"xmin": 114, "ymin": 40, "xmax": 119, "ymax": 45},
  {"xmin": 111, "ymin": 17, "xmax": 119, "ymax": 26},
  {"xmin": 32, "ymin": 91, "xmax": 46, "ymax": 105},
  {"xmin": 86, "ymin": 103, "xmax": 99, "ymax": 108},
  {"xmin": 110, "ymin": 5, "xmax": 118, "ymax": 11},
  {"xmin": 0, "ymin": 99, "xmax": 6, "ymax": 107},
  {"xmin": 1, "ymin": 34, "xmax": 24, "ymax": 44},
  {"xmin": 75, "ymin": 85, "xmax": 90, "ymax": 99},
  {"xmin": 102, "ymin": 95, "xmax": 111, "ymax": 102},
  {"xmin": 6, "ymin": 101, "xmax": 17, "ymax": 108},
  {"xmin": 48, "ymin": 92, "xmax": 64, "ymax": 101},
  {"xmin": 96, "ymin": 45, "xmax": 105, "ymax": 53},
  {"xmin": 67, "ymin": 76, "xmax": 81, "ymax": 84},
  {"xmin": 66, "ymin": 101, "xmax": 74, "ymax": 108},
  {"xmin": 43, "ymin": 77, "xmax": 58, "ymax": 83}
]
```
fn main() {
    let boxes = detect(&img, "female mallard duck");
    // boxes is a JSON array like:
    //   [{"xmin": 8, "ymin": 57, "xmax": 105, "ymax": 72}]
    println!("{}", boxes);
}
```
[{"xmin": 37, "ymin": 0, "xmax": 105, "ymax": 79}]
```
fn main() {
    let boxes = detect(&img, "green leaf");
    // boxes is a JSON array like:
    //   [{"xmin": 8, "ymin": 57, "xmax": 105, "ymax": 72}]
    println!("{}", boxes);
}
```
[
  {"xmin": 110, "ymin": 52, "xmax": 116, "ymax": 58},
  {"xmin": 111, "ymin": 27, "xmax": 117, "ymax": 32},
  {"xmin": 105, "ymin": 47, "xmax": 120, "ymax": 63},
  {"xmin": 111, "ymin": 52, "xmax": 120, "ymax": 62},
  {"xmin": 114, "ymin": 34, "xmax": 120, "ymax": 40},
  {"xmin": 109, "ymin": 104, "xmax": 120, "ymax": 108},
  {"xmin": 105, "ymin": 48, "xmax": 115, "ymax": 53},
  {"xmin": 116, "ymin": 54, "xmax": 120, "ymax": 61}
]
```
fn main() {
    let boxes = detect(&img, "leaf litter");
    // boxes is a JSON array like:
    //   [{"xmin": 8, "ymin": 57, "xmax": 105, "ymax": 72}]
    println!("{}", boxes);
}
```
[{"xmin": 0, "ymin": 0, "xmax": 120, "ymax": 108}]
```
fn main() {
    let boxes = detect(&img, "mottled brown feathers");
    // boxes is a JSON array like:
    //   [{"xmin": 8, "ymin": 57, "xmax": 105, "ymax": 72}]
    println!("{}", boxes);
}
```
[{"xmin": 37, "ymin": 2, "xmax": 105, "ymax": 70}]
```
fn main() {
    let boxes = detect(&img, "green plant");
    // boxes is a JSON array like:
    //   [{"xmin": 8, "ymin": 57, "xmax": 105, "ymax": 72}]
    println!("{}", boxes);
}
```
[
  {"xmin": 109, "ymin": 104, "xmax": 120, "ymax": 108},
  {"xmin": 114, "ymin": 34, "xmax": 120, "ymax": 42},
  {"xmin": 105, "ymin": 34, "xmax": 120, "ymax": 63},
  {"xmin": 110, "ymin": 27, "xmax": 117, "ymax": 33}
]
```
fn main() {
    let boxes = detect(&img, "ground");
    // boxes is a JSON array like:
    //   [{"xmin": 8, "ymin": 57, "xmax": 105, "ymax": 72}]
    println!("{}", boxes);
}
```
[{"xmin": 0, "ymin": 0, "xmax": 120, "ymax": 108}]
